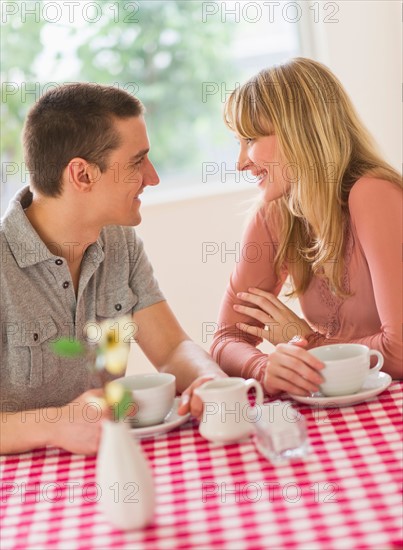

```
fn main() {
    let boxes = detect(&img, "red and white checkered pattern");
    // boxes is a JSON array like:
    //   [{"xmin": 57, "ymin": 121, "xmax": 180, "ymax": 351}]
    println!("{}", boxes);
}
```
[{"xmin": 1, "ymin": 383, "xmax": 402, "ymax": 549}]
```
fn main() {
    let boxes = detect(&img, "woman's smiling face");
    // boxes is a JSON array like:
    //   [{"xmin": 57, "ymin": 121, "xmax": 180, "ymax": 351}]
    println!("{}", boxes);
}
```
[{"xmin": 236, "ymin": 134, "xmax": 291, "ymax": 202}]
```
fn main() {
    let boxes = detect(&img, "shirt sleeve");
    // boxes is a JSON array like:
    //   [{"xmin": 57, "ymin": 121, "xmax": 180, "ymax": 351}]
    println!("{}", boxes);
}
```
[
  {"xmin": 210, "ymin": 206, "xmax": 288, "ymax": 382},
  {"xmin": 306, "ymin": 178, "xmax": 403, "ymax": 379}
]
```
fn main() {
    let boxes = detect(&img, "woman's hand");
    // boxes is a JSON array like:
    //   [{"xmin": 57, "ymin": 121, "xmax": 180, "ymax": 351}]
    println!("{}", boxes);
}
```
[
  {"xmin": 233, "ymin": 287, "xmax": 314, "ymax": 345},
  {"xmin": 177, "ymin": 374, "xmax": 226, "ymax": 419},
  {"xmin": 263, "ymin": 337, "xmax": 325, "ymax": 396}
]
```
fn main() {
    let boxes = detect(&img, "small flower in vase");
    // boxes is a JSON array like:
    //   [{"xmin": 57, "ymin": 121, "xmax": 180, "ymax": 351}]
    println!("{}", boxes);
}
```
[
  {"xmin": 52, "ymin": 315, "xmax": 155, "ymax": 530},
  {"xmin": 51, "ymin": 315, "xmax": 135, "ymax": 422}
]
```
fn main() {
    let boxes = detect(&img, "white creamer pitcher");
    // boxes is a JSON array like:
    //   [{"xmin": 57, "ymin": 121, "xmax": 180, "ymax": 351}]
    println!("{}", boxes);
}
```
[{"xmin": 194, "ymin": 377, "xmax": 264, "ymax": 444}]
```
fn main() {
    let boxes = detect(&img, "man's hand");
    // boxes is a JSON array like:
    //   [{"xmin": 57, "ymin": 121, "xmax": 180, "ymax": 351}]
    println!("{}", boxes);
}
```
[
  {"xmin": 263, "ymin": 337, "xmax": 325, "ymax": 396},
  {"xmin": 48, "ymin": 389, "xmax": 112, "ymax": 455},
  {"xmin": 177, "ymin": 374, "xmax": 225, "ymax": 419}
]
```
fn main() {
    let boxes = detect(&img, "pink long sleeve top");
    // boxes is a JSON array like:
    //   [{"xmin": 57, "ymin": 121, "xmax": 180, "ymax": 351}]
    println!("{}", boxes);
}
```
[{"xmin": 210, "ymin": 177, "xmax": 402, "ymax": 381}]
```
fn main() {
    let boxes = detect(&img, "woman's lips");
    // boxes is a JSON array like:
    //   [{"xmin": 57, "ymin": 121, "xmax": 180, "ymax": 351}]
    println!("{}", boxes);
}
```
[{"xmin": 256, "ymin": 171, "xmax": 268, "ymax": 187}]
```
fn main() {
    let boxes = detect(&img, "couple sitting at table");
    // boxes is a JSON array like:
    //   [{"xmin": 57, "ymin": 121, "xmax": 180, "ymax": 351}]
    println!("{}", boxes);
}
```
[{"xmin": 1, "ymin": 57, "xmax": 401, "ymax": 455}]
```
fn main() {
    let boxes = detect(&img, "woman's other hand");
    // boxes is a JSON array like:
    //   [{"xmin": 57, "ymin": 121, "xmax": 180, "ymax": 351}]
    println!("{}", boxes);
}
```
[{"xmin": 263, "ymin": 336, "xmax": 325, "ymax": 396}]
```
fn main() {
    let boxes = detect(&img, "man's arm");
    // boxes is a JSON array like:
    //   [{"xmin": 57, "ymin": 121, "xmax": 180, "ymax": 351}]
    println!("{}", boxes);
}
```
[
  {"xmin": 0, "ymin": 409, "xmax": 50, "ymax": 454},
  {"xmin": 133, "ymin": 301, "xmax": 225, "ymax": 389},
  {"xmin": 1, "ymin": 302, "xmax": 224, "ymax": 455},
  {"xmin": 0, "ymin": 390, "xmax": 110, "ymax": 455},
  {"xmin": 132, "ymin": 301, "xmax": 227, "ymax": 413}
]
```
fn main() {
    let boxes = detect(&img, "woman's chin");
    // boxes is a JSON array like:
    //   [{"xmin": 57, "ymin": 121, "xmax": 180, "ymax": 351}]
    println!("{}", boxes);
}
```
[
  {"xmin": 261, "ymin": 187, "xmax": 279, "ymax": 202},
  {"xmin": 260, "ymin": 182, "xmax": 288, "ymax": 202}
]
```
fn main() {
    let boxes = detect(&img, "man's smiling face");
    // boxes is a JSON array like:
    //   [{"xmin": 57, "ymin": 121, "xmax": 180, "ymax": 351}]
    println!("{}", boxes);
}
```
[{"xmin": 92, "ymin": 116, "xmax": 160, "ymax": 227}]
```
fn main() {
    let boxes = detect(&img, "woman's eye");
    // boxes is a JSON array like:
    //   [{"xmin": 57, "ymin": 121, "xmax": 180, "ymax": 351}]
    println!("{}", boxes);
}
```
[{"xmin": 245, "ymin": 138, "xmax": 254, "ymax": 144}]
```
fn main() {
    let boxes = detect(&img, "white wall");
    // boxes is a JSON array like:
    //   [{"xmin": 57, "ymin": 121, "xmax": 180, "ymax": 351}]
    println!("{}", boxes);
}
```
[
  {"xmin": 127, "ymin": 188, "xmax": 271, "ymax": 373},
  {"xmin": 309, "ymin": 0, "xmax": 401, "ymax": 170},
  {"xmin": 127, "ymin": 0, "xmax": 401, "ymax": 374}
]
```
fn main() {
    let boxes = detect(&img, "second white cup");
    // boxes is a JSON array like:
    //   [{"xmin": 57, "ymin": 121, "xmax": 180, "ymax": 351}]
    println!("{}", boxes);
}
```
[{"xmin": 309, "ymin": 344, "xmax": 384, "ymax": 397}]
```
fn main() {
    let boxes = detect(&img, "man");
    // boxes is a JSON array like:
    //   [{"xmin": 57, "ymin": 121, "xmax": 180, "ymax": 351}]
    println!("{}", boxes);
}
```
[{"xmin": 1, "ymin": 83, "xmax": 225, "ymax": 455}]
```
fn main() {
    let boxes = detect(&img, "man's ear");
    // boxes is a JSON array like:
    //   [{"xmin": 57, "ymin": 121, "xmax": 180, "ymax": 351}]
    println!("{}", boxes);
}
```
[{"xmin": 65, "ymin": 158, "xmax": 101, "ymax": 192}]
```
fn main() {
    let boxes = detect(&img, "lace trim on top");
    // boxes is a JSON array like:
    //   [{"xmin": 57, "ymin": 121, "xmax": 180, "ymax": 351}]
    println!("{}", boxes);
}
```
[{"xmin": 314, "ymin": 224, "xmax": 354, "ymax": 338}]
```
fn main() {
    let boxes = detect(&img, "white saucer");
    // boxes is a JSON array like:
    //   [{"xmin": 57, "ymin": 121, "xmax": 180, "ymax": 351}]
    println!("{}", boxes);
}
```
[
  {"xmin": 129, "ymin": 397, "xmax": 191, "ymax": 439},
  {"xmin": 289, "ymin": 372, "xmax": 392, "ymax": 408}
]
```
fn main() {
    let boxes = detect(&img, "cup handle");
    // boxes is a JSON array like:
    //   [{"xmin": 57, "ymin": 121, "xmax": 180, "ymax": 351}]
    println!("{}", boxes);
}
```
[
  {"xmin": 244, "ymin": 379, "xmax": 264, "ymax": 405},
  {"xmin": 369, "ymin": 350, "xmax": 384, "ymax": 373}
]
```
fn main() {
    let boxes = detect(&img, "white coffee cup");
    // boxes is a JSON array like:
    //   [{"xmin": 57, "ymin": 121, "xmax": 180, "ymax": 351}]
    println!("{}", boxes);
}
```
[
  {"xmin": 309, "ymin": 344, "xmax": 384, "ymax": 397},
  {"xmin": 115, "ymin": 373, "xmax": 176, "ymax": 427}
]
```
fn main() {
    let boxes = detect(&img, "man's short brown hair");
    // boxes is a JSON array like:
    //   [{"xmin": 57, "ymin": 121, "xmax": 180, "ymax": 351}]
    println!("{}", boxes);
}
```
[{"xmin": 23, "ymin": 83, "xmax": 144, "ymax": 197}]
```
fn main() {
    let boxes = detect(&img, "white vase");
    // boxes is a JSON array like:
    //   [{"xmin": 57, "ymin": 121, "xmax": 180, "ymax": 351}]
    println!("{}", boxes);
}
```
[{"xmin": 96, "ymin": 420, "xmax": 155, "ymax": 530}]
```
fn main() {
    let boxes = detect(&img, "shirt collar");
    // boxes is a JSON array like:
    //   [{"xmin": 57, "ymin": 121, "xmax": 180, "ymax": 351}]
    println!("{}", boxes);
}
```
[{"xmin": 1, "ymin": 186, "xmax": 104, "ymax": 269}]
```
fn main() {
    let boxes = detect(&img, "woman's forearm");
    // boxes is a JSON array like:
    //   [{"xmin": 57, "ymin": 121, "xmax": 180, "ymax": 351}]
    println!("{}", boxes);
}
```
[{"xmin": 210, "ymin": 324, "xmax": 268, "ymax": 382}]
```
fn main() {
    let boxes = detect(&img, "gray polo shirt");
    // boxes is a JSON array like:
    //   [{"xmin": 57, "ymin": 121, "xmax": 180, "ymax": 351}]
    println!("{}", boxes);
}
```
[{"xmin": 1, "ymin": 187, "xmax": 165, "ymax": 412}]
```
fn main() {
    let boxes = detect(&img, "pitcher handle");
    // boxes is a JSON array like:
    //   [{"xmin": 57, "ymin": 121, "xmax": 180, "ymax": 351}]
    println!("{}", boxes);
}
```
[
  {"xmin": 369, "ymin": 350, "xmax": 384, "ymax": 373},
  {"xmin": 244, "ymin": 379, "xmax": 264, "ymax": 405}
]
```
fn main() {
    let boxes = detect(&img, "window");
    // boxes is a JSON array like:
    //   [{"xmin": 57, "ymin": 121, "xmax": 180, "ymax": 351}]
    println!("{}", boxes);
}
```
[{"xmin": 1, "ymin": 0, "xmax": 302, "ymax": 214}]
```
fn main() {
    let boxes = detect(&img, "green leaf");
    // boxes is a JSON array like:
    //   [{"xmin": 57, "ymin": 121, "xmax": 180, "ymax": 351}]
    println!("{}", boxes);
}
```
[
  {"xmin": 112, "ymin": 387, "xmax": 134, "ymax": 422},
  {"xmin": 50, "ymin": 338, "xmax": 85, "ymax": 357}
]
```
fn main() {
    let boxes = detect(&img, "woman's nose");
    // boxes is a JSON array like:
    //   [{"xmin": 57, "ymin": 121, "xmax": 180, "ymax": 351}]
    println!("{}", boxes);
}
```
[{"xmin": 237, "ymin": 150, "xmax": 251, "ymax": 171}]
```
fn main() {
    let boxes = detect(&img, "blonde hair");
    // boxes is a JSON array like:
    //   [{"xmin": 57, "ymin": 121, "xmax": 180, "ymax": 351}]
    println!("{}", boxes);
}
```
[{"xmin": 224, "ymin": 57, "xmax": 402, "ymax": 297}]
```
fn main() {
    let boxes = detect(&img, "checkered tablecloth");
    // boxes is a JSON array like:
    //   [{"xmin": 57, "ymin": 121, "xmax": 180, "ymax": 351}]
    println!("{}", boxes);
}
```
[{"xmin": 1, "ymin": 382, "xmax": 402, "ymax": 550}]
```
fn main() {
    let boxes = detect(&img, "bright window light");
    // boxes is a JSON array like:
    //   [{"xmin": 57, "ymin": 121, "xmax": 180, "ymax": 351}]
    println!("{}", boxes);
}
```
[{"xmin": 1, "ymin": 0, "xmax": 301, "ymax": 213}]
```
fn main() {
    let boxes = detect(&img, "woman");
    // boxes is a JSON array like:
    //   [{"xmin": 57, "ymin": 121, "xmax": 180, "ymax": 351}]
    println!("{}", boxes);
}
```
[{"xmin": 210, "ymin": 57, "xmax": 402, "ymax": 397}]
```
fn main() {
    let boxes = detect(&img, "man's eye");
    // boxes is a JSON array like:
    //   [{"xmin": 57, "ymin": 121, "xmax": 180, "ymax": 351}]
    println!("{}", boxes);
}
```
[{"xmin": 134, "ymin": 158, "xmax": 145, "ymax": 166}]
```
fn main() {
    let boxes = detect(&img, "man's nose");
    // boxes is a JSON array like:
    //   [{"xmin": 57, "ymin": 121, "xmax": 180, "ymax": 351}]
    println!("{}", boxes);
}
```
[{"xmin": 144, "ymin": 159, "xmax": 160, "ymax": 186}]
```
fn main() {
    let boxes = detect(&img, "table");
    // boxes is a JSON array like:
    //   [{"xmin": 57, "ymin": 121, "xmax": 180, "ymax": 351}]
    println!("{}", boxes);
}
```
[{"xmin": 1, "ymin": 382, "xmax": 402, "ymax": 550}]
